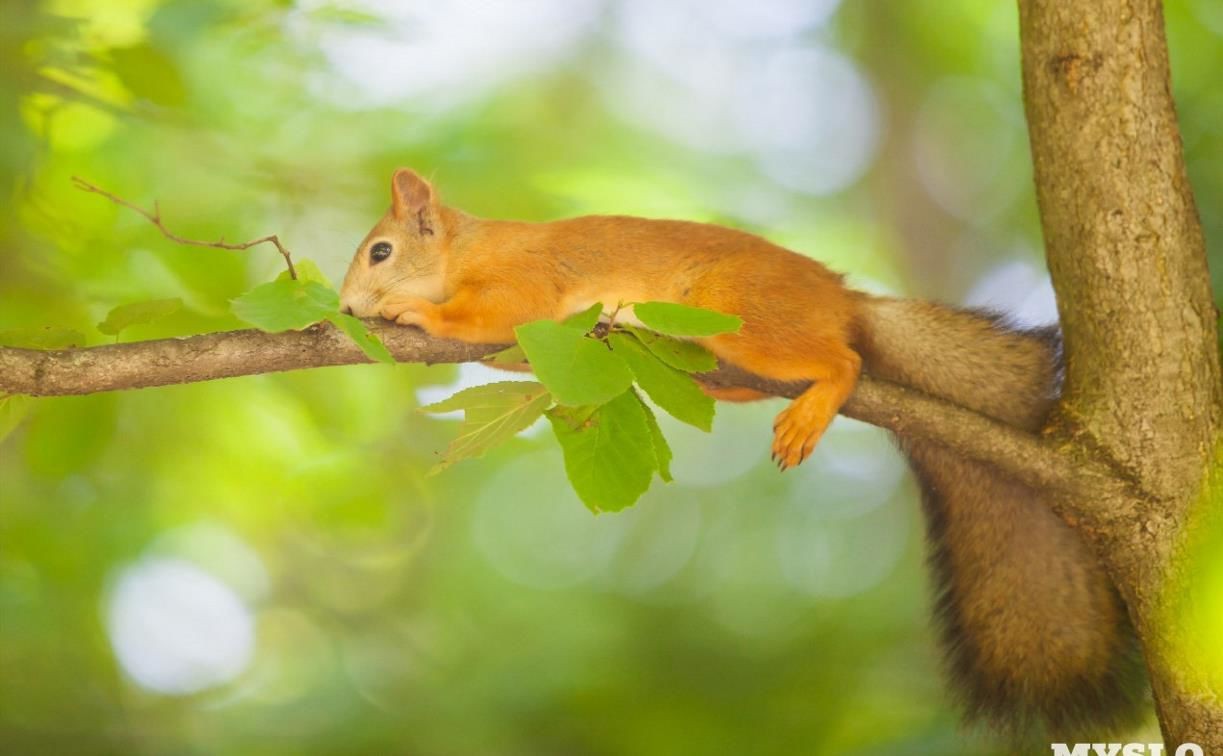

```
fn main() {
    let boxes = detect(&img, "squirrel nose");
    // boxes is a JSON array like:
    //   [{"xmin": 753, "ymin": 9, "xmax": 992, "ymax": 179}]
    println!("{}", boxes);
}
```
[{"xmin": 340, "ymin": 304, "xmax": 354, "ymax": 315}]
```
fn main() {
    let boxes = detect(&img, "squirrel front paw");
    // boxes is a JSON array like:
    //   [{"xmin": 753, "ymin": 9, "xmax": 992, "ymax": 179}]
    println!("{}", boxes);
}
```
[{"xmin": 379, "ymin": 296, "xmax": 435, "ymax": 328}]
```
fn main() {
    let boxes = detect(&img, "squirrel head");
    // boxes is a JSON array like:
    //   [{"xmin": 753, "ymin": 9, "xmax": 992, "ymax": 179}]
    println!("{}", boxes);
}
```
[{"xmin": 339, "ymin": 168, "xmax": 447, "ymax": 317}]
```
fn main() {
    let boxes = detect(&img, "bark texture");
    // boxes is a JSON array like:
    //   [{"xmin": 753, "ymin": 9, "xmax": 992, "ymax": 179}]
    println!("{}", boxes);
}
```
[
  {"xmin": 0, "ymin": 322, "xmax": 1117, "ymax": 504},
  {"xmin": 1019, "ymin": 0, "xmax": 1222, "ymax": 747}
]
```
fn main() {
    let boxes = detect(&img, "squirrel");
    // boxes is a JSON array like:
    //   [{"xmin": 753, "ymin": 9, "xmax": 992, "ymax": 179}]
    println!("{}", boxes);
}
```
[{"xmin": 339, "ymin": 168, "xmax": 1147, "ymax": 737}]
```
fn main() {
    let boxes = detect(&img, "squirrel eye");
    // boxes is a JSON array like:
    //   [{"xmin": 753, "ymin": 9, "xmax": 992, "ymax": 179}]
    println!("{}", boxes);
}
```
[{"xmin": 369, "ymin": 241, "xmax": 393, "ymax": 264}]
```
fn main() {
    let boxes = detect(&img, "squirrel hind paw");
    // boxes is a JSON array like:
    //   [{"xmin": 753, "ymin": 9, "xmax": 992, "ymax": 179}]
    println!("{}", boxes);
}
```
[{"xmin": 771, "ymin": 400, "xmax": 835, "ymax": 470}]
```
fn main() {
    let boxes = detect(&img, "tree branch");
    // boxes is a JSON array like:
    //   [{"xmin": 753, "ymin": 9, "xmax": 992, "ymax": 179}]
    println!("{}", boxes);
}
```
[
  {"xmin": 1020, "ymin": 0, "xmax": 1220, "ymax": 498},
  {"xmin": 1020, "ymin": 0, "xmax": 1223, "ymax": 746},
  {"xmin": 0, "ymin": 323, "xmax": 1123, "ymax": 502}
]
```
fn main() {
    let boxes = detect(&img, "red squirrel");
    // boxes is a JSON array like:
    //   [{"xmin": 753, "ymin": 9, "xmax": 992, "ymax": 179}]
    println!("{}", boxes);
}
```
[{"xmin": 339, "ymin": 168, "xmax": 1146, "ymax": 737}]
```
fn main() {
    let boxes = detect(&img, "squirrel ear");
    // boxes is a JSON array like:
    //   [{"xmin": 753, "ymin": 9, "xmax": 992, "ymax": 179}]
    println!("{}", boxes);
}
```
[{"xmin": 390, "ymin": 168, "xmax": 436, "ymax": 231}]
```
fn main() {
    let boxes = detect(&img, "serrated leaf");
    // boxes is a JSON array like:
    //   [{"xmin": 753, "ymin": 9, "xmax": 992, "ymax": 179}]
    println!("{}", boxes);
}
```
[
  {"xmin": 634, "ymin": 390, "xmax": 672, "ymax": 483},
  {"xmin": 97, "ymin": 298, "xmax": 182, "ymax": 337},
  {"xmin": 0, "ymin": 394, "xmax": 33, "ymax": 443},
  {"xmin": 231, "ymin": 279, "xmax": 337, "ymax": 332},
  {"xmin": 0, "ymin": 327, "xmax": 86, "ymax": 350},
  {"xmin": 327, "ymin": 313, "xmax": 394, "ymax": 364},
  {"xmin": 561, "ymin": 302, "xmax": 604, "ymax": 332},
  {"xmin": 421, "ymin": 382, "xmax": 551, "ymax": 471},
  {"xmin": 609, "ymin": 332, "xmax": 714, "ymax": 431},
  {"xmin": 633, "ymin": 301, "xmax": 742, "ymax": 337},
  {"xmin": 277, "ymin": 258, "xmax": 335, "ymax": 288},
  {"xmin": 547, "ymin": 390, "xmax": 656, "ymax": 512},
  {"xmin": 514, "ymin": 320, "xmax": 633, "ymax": 406},
  {"xmin": 622, "ymin": 325, "xmax": 718, "ymax": 373}
]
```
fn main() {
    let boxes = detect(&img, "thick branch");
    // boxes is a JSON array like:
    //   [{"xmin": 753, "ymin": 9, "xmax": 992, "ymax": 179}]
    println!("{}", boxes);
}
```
[
  {"xmin": 1020, "ymin": 0, "xmax": 1223, "ymax": 747},
  {"xmin": 0, "ymin": 323, "xmax": 1121, "ymax": 502},
  {"xmin": 1020, "ymin": 0, "xmax": 1220, "ymax": 498}
]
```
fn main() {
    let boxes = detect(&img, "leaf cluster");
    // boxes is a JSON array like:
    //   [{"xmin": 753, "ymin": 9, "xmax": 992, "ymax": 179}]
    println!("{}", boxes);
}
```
[{"xmin": 422, "ymin": 302, "xmax": 742, "ymax": 512}]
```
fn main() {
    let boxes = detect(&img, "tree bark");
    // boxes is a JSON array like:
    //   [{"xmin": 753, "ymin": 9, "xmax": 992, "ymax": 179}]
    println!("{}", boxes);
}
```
[
  {"xmin": 0, "ymin": 322, "xmax": 1121, "ymax": 504},
  {"xmin": 1019, "ymin": 0, "xmax": 1222, "ymax": 747}
]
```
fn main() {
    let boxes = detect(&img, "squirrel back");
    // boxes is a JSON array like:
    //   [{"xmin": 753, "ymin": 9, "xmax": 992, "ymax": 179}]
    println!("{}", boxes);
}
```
[{"xmin": 855, "ymin": 297, "xmax": 1148, "ymax": 736}]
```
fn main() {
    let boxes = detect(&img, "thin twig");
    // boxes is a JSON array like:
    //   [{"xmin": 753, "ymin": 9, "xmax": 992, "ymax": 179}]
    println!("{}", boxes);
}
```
[{"xmin": 71, "ymin": 177, "xmax": 298, "ymax": 280}]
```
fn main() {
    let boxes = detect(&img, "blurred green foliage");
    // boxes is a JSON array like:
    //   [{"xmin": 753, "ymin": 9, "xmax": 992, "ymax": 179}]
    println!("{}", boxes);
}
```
[{"xmin": 1, "ymin": 0, "xmax": 1220, "ymax": 754}]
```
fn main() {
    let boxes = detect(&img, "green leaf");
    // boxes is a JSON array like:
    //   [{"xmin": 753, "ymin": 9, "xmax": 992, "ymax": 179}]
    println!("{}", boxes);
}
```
[
  {"xmin": 277, "ymin": 258, "xmax": 335, "ymax": 288},
  {"xmin": 622, "ymin": 325, "xmax": 718, "ymax": 373},
  {"xmin": 485, "ymin": 344, "xmax": 527, "ymax": 365},
  {"xmin": 547, "ymin": 390, "xmax": 656, "ymax": 512},
  {"xmin": 97, "ymin": 298, "xmax": 182, "ymax": 337},
  {"xmin": 609, "ymin": 332, "xmax": 714, "ymax": 431},
  {"xmin": 235, "ymin": 277, "xmax": 392, "ymax": 363},
  {"xmin": 327, "ymin": 313, "xmax": 394, "ymax": 364},
  {"xmin": 0, "ymin": 327, "xmax": 86, "ymax": 350},
  {"xmin": 633, "ymin": 301, "xmax": 742, "ymax": 337},
  {"xmin": 231, "ymin": 280, "xmax": 337, "ymax": 332},
  {"xmin": 421, "ymin": 382, "xmax": 552, "ymax": 471},
  {"xmin": 0, "ymin": 394, "xmax": 33, "ymax": 443},
  {"xmin": 634, "ymin": 390, "xmax": 673, "ymax": 483},
  {"xmin": 514, "ymin": 320, "xmax": 633, "ymax": 406},
  {"xmin": 561, "ymin": 303, "xmax": 604, "ymax": 332}
]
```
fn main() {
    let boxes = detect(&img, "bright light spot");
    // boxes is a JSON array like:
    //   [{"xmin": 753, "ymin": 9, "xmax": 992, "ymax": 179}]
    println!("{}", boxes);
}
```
[
  {"xmin": 788, "ymin": 417, "xmax": 906, "ymax": 519},
  {"xmin": 747, "ymin": 46, "xmax": 880, "ymax": 195},
  {"xmin": 776, "ymin": 419, "xmax": 910, "ymax": 598},
  {"xmin": 148, "ymin": 522, "xmax": 270, "ymax": 602},
  {"xmin": 698, "ymin": 508, "xmax": 805, "ymax": 640},
  {"xmin": 964, "ymin": 258, "xmax": 1059, "ymax": 328},
  {"xmin": 473, "ymin": 450, "xmax": 624, "ymax": 589},
  {"xmin": 301, "ymin": 0, "xmax": 605, "ymax": 110},
  {"xmin": 662, "ymin": 401, "xmax": 770, "ymax": 486},
  {"xmin": 617, "ymin": 0, "xmax": 840, "ymax": 62},
  {"xmin": 600, "ymin": 492, "xmax": 702, "ymax": 595},
  {"xmin": 704, "ymin": 0, "xmax": 842, "ymax": 40},
  {"xmin": 611, "ymin": 1, "xmax": 876, "ymax": 194},
  {"xmin": 106, "ymin": 558, "xmax": 254, "ymax": 695},
  {"xmin": 912, "ymin": 77, "xmax": 1024, "ymax": 222},
  {"xmin": 776, "ymin": 495, "xmax": 910, "ymax": 599}
]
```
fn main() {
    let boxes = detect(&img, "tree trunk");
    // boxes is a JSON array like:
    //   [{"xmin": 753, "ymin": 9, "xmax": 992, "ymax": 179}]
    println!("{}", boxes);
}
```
[{"xmin": 1018, "ymin": 0, "xmax": 1222, "ymax": 747}]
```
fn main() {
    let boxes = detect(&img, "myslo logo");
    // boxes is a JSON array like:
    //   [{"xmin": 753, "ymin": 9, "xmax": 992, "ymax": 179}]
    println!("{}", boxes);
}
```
[{"xmin": 1051, "ymin": 745, "xmax": 1204, "ymax": 756}]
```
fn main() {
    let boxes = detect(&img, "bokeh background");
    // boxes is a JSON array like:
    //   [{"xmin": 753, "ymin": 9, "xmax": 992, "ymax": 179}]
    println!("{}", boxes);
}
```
[{"xmin": 1, "ymin": 1, "xmax": 1220, "ymax": 754}]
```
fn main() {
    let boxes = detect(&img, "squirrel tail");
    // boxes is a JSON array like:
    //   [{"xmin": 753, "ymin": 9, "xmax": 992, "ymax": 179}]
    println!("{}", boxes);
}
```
[{"xmin": 854, "ymin": 296, "xmax": 1147, "ymax": 737}]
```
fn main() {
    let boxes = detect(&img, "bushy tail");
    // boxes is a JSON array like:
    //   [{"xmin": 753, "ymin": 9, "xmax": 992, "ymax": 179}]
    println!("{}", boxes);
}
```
[{"xmin": 854, "ymin": 296, "xmax": 1146, "ymax": 737}]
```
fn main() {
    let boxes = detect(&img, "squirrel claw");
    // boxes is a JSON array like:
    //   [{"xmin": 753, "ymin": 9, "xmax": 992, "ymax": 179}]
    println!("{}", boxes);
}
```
[{"xmin": 771, "ymin": 400, "xmax": 830, "ymax": 470}]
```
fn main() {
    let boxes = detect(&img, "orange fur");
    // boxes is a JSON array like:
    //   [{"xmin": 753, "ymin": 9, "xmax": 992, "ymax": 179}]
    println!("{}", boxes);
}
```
[{"xmin": 340, "ymin": 168, "xmax": 862, "ymax": 469}]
